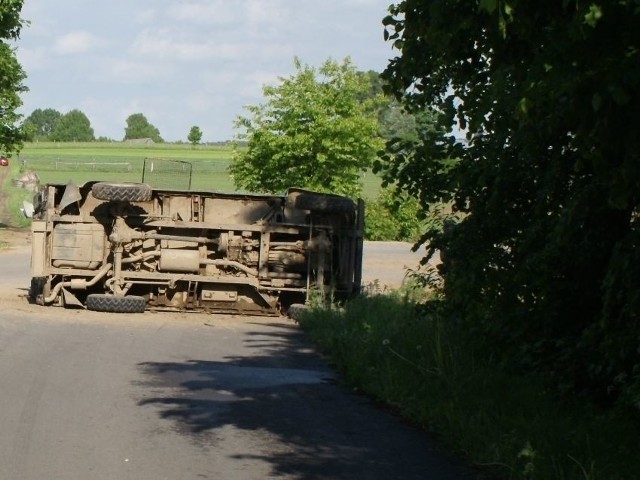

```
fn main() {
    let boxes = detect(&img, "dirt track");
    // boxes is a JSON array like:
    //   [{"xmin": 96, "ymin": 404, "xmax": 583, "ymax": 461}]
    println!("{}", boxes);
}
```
[{"xmin": 0, "ymin": 227, "xmax": 30, "ymax": 247}]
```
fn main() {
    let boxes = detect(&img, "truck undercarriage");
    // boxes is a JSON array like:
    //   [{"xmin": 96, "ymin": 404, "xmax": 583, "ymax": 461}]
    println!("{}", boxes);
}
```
[{"xmin": 29, "ymin": 182, "xmax": 364, "ymax": 315}]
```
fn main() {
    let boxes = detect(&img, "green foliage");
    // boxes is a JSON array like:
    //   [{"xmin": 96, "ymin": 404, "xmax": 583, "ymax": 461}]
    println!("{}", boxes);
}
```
[
  {"xmin": 187, "ymin": 125, "xmax": 202, "ymax": 146},
  {"xmin": 300, "ymin": 294, "xmax": 640, "ymax": 479},
  {"xmin": 230, "ymin": 57, "xmax": 384, "ymax": 197},
  {"xmin": 22, "ymin": 108, "xmax": 62, "ymax": 141},
  {"xmin": 5, "ymin": 184, "xmax": 32, "ymax": 228},
  {"xmin": 0, "ymin": 159, "xmax": 33, "ymax": 228},
  {"xmin": 50, "ymin": 109, "xmax": 94, "ymax": 142},
  {"xmin": 359, "ymin": 69, "xmax": 431, "ymax": 145},
  {"xmin": 381, "ymin": 1, "xmax": 640, "ymax": 406},
  {"xmin": 123, "ymin": 113, "xmax": 163, "ymax": 143},
  {"xmin": 0, "ymin": 0, "xmax": 24, "ymax": 38},
  {"xmin": 0, "ymin": 0, "xmax": 27, "ymax": 154},
  {"xmin": 364, "ymin": 188, "xmax": 423, "ymax": 241}
]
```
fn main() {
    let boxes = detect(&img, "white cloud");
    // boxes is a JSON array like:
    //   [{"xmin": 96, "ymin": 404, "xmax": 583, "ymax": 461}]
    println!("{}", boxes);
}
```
[
  {"xmin": 52, "ymin": 31, "xmax": 106, "ymax": 55},
  {"xmin": 344, "ymin": 0, "xmax": 385, "ymax": 5},
  {"xmin": 100, "ymin": 58, "xmax": 177, "ymax": 84},
  {"xmin": 167, "ymin": 1, "xmax": 238, "ymax": 26},
  {"xmin": 133, "ymin": 8, "xmax": 159, "ymax": 25},
  {"xmin": 238, "ymin": 71, "xmax": 283, "ymax": 97},
  {"xmin": 130, "ymin": 29, "xmax": 235, "ymax": 61},
  {"xmin": 165, "ymin": 0, "xmax": 285, "ymax": 26},
  {"xmin": 16, "ymin": 47, "xmax": 51, "ymax": 72},
  {"xmin": 16, "ymin": 0, "xmax": 393, "ymax": 141},
  {"xmin": 129, "ymin": 28, "xmax": 290, "ymax": 63},
  {"xmin": 244, "ymin": 0, "xmax": 288, "ymax": 26}
]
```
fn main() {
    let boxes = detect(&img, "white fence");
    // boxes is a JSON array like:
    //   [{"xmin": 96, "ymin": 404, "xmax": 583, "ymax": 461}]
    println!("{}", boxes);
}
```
[{"xmin": 54, "ymin": 161, "xmax": 132, "ymax": 171}]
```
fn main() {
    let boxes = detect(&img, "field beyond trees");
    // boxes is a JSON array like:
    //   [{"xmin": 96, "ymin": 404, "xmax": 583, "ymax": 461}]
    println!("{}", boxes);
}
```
[
  {"xmin": 17, "ymin": 142, "xmax": 383, "ymax": 196},
  {"xmin": 18, "ymin": 142, "xmax": 234, "ymax": 191}
]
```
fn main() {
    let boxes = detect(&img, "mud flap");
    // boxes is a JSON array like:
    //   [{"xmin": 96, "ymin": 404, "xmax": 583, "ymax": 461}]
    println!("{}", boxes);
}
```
[{"xmin": 62, "ymin": 287, "xmax": 86, "ymax": 308}]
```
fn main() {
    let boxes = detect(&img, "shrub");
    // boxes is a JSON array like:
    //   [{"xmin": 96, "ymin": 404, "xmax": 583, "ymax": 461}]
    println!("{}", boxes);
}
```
[
  {"xmin": 299, "ymin": 292, "xmax": 640, "ymax": 479},
  {"xmin": 364, "ymin": 188, "xmax": 424, "ymax": 241}
]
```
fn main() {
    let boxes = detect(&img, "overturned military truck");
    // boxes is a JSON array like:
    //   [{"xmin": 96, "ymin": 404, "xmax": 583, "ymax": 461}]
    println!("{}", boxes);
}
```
[{"xmin": 29, "ymin": 181, "xmax": 364, "ymax": 315}]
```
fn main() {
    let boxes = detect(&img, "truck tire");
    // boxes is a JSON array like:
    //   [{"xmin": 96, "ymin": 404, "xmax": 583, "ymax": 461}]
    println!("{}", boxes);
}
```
[
  {"xmin": 92, "ymin": 182, "xmax": 152, "ymax": 202},
  {"xmin": 29, "ymin": 277, "xmax": 47, "ymax": 303},
  {"xmin": 292, "ymin": 193, "xmax": 355, "ymax": 214},
  {"xmin": 86, "ymin": 294, "xmax": 147, "ymax": 313},
  {"xmin": 287, "ymin": 303, "xmax": 309, "ymax": 321}
]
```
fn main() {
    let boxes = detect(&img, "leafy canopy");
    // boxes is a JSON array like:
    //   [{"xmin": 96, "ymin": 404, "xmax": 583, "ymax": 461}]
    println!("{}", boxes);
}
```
[
  {"xmin": 0, "ymin": 0, "xmax": 27, "ymax": 153},
  {"xmin": 230, "ymin": 57, "xmax": 384, "ymax": 197},
  {"xmin": 364, "ymin": 187, "xmax": 424, "ymax": 242},
  {"xmin": 187, "ymin": 125, "xmax": 202, "ymax": 146},
  {"xmin": 22, "ymin": 108, "xmax": 62, "ymax": 141},
  {"xmin": 124, "ymin": 113, "xmax": 163, "ymax": 143},
  {"xmin": 50, "ymin": 109, "xmax": 94, "ymax": 142},
  {"xmin": 382, "ymin": 1, "xmax": 640, "ymax": 404}
]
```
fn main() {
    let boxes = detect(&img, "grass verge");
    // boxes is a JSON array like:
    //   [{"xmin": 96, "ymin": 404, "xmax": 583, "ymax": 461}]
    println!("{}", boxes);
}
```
[
  {"xmin": 1, "ymin": 163, "xmax": 33, "ymax": 229},
  {"xmin": 298, "ymin": 288, "xmax": 640, "ymax": 479}
]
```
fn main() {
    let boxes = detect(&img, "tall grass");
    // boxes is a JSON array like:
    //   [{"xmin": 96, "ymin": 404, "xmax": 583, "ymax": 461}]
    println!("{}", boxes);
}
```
[
  {"xmin": 0, "ymin": 163, "xmax": 33, "ymax": 228},
  {"xmin": 299, "ymin": 288, "xmax": 640, "ymax": 479}
]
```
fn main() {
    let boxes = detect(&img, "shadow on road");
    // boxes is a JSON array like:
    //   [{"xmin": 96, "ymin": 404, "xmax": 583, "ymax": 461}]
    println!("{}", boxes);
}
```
[{"xmin": 137, "ymin": 323, "xmax": 471, "ymax": 480}]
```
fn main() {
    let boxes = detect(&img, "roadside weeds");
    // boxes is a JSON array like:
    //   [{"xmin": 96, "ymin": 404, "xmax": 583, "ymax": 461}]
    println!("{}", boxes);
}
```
[{"xmin": 298, "ymin": 289, "xmax": 640, "ymax": 480}]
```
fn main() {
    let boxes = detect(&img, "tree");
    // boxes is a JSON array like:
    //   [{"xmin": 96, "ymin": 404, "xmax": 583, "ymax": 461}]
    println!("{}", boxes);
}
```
[
  {"xmin": 123, "ymin": 113, "xmax": 163, "ymax": 143},
  {"xmin": 357, "ymin": 70, "xmax": 420, "ymax": 142},
  {"xmin": 364, "ymin": 187, "xmax": 423, "ymax": 242},
  {"xmin": 187, "ymin": 126, "xmax": 202, "ymax": 146},
  {"xmin": 381, "ymin": 1, "xmax": 640, "ymax": 404},
  {"xmin": 50, "ymin": 109, "xmax": 94, "ymax": 142},
  {"xmin": 22, "ymin": 108, "xmax": 62, "ymax": 141},
  {"xmin": 0, "ymin": 0, "xmax": 28, "ymax": 153},
  {"xmin": 230, "ymin": 57, "xmax": 384, "ymax": 197}
]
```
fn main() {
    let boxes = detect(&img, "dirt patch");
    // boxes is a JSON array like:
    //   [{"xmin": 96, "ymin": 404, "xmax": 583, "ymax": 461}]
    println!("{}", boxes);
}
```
[
  {"xmin": 361, "ymin": 241, "xmax": 437, "ymax": 289},
  {"xmin": 0, "ymin": 226, "xmax": 31, "ymax": 251}
]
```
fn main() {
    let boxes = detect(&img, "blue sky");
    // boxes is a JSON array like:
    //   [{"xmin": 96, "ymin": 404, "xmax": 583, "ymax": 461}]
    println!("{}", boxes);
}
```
[{"xmin": 15, "ymin": 0, "xmax": 397, "ymax": 142}]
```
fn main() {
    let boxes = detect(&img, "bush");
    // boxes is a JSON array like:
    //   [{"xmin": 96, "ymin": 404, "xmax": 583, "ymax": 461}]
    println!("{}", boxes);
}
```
[
  {"xmin": 364, "ymin": 188, "xmax": 424, "ymax": 241},
  {"xmin": 380, "ymin": 0, "xmax": 640, "ymax": 413},
  {"xmin": 299, "ymin": 293, "xmax": 640, "ymax": 479}
]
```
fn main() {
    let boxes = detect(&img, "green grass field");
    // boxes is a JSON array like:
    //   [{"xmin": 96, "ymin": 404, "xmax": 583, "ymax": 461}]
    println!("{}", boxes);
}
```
[
  {"xmin": 18, "ymin": 142, "xmax": 382, "ymax": 197},
  {"xmin": 19, "ymin": 142, "xmax": 235, "ymax": 191}
]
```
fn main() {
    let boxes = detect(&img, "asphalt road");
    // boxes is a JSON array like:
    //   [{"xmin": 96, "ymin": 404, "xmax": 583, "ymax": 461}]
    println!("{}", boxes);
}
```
[{"xmin": 0, "ymin": 246, "xmax": 470, "ymax": 480}]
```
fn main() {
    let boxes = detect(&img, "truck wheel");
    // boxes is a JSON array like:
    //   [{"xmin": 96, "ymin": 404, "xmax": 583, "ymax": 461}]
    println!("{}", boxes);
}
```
[
  {"xmin": 86, "ymin": 294, "xmax": 146, "ymax": 313},
  {"xmin": 92, "ymin": 182, "xmax": 152, "ymax": 202},
  {"xmin": 287, "ymin": 303, "xmax": 309, "ymax": 321},
  {"xmin": 292, "ymin": 193, "xmax": 355, "ymax": 214},
  {"xmin": 29, "ymin": 277, "xmax": 47, "ymax": 303}
]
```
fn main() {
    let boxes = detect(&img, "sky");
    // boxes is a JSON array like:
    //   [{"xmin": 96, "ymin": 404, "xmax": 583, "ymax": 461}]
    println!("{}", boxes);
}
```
[{"xmin": 15, "ymin": 0, "xmax": 397, "ymax": 143}]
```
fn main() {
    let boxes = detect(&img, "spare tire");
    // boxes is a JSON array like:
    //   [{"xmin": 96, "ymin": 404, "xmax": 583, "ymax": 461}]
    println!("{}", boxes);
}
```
[
  {"xmin": 287, "ymin": 303, "xmax": 309, "ymax": 321},
  {"xmin": 86, "ymin": 294, "xmax": 146, "ymax": 313},
  {"xmin": 92, "ymin": 182, "xmax": 152, "ymax": 202},
  {"xmin": 292, "ymin": 193, "xmax": 355, "ymax": 214}
]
